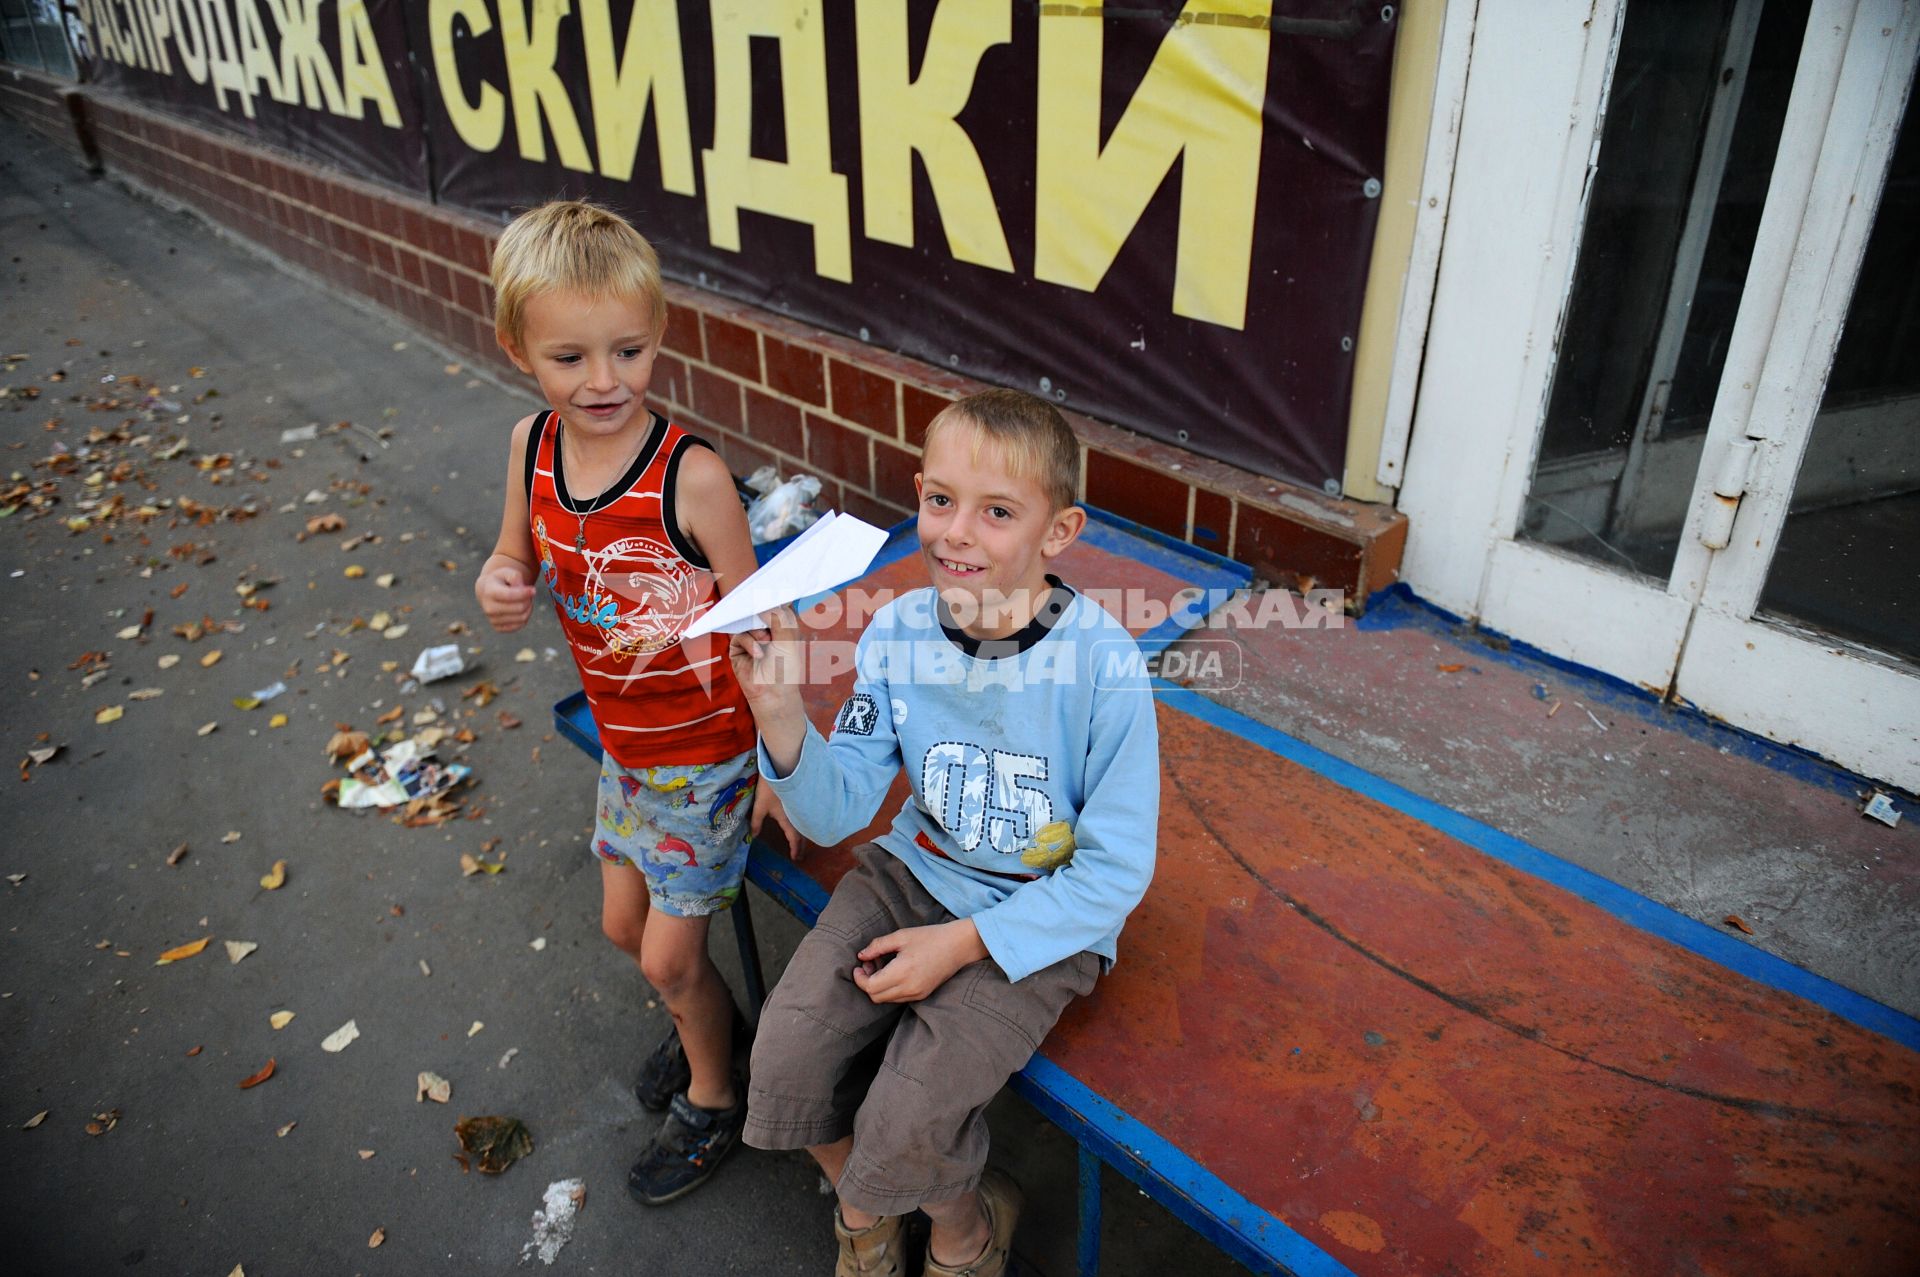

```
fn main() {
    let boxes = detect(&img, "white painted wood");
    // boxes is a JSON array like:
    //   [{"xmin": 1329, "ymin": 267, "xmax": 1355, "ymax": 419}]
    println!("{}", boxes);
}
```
[
  {"xmin": 1480, "ymin": 540, "xmax": 1695, "ymax": 694},
  {"xmin": 1375, "ymin": 0, "xmax": 1480, "ymax": 492},
  {"xmin": 1676, "ymin": 608, "xmax": 1920, "ymax": 791},
  {"xmin": 1398, "ymin": 0, "xmax": 1626, "ymax": 617}
]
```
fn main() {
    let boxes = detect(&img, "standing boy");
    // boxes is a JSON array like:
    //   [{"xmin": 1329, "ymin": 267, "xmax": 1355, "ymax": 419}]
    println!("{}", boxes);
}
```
[
  {"xmin": 730, "ymin": 389, "xmax": 1160, "ymax": 1276},
  {"xmin": 474, "ymin": 200, "xmax": 791, "ymax": 1206}
]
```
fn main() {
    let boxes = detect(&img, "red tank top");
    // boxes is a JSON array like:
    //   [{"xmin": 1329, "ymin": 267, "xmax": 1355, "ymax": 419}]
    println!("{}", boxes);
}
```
[{"xmin": 525, "ymin": 409, "xmax": 756, "ymax": 767}]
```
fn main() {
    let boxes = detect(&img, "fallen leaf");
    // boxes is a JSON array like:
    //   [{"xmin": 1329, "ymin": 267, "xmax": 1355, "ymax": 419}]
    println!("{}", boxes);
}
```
[
  {"xmin": 529, "ymin": 937, "xmax": 547, "ymax": 952},
  {"xmin": 221, "ymin": 830, "xmax": 241, "ymax": 843},
  {"xmin": 200, "ymin": 649, "xmax": 222, "ymax": 668},
  {"xmin": 116, "ymin": 624, "xmax": 143, "ymax": 640},
  {"xmin": 268, "ymin": 713, "xmax": 288, "ymax": 729},
  {"xmin": 369, "ymin": 611, "xmax": 392, "ymax": 631},
  {"xmin": 157, "ymin": 654, "xmax": 181, "ymax": 670},
  {"xmin": 358, "ymin": 1149, "xmax": 377, "ymax": 1160},
  {"xmin": 384, "ymin": 625, "xmax": 409, "ymax": 640},
  {"xmin": 187, "ymin": 1045, "xmax": 203, "ymax": 1057},
  {"xmin": 497, "ymin": 712, "xmax": 522, "ymax": 729},
  {"xmin": 460, "ymin": 853, "xmax": 504, "ymax": 877},
  {"xmin": 128, "ymin": 688, "xmax": 164, "ymax": 701},
  {"xmin": 7, "ymin": 874, "xmax": 26, "ymax": 886},
  {"xmin": 417, "ymin": 1071, "xmax": 451, "ymax": 1103},
  {"xmin": 375, "ymin": 573, "xmax": 395, "ymax": 588},
  {"xmin": 226, "ymin": 1266, "xmax": 244, "ymax": 1277},
  {"xmin": 270, "ymin": 1010, "xmax": 295, "ymax": 1030},
  {"xmin": 224, "ymin": 940, "xmax": 259, "ymax": 964},
  {"xmin": 23, "ymin": 1110, "xmax": 48, "ymax": 1129},
  {"xmin": 467, "ymin": 1021, "xmax": 484, "ymax": 1038},
  {"xmin": 305, "ymin": 513, "xmax": 345, "ymax": 535},
  {"xmin": 26, "ymin": 745, "xmax": 61, "ymax": 765},
  {"xmin": 326, "ymin": 730, "xmax": 370, "ymax": 760},
  {"xmin": 1724, "ymin": 913, "xmax": 1756, "ymax": 935},
  {"xmin": 232, "ymin": 697, "xmax": 261, "ymax": 710},
  {"xmin": 197, "ymin": 721, "xmax": 218, "ymax": 736},
  {"xmin": 368, "ymin": 1227, "xmax": 385, "ymax": 1249},
  {"xmin": 515, "ymin": 648, "xmax": 536, "ymax": 663},
  {"xmin": 166, "ymin": 842, "xmax": 189, "ymax": 867},
  {"xmin": 85, "ymin": 1108, "xmax": 121, "ymax": 1135},
  {"xmin": 237, "ymin": 1058, "xmax": 276, "ymax": 1089},
  {"xmin": 375, "ymin": 705, "xmax": 404, "ymax": 725},
  {"xmin": 155, "ymin": 936, "xmax": 212, "ymax": 965},
  {"xmin": 321, "ymin": 1020, "xmax": 360, "ymax": 1052},
  {"xmin": 94, "ymin": 705, "xmax": 124, "ymax": 725},
  {"xmin": 1436, "ymin": 663, "xmax": 1465, "ymax": 673},
  {"xmin": 259, "ymin": 860, "xmax": 286, "ymax": 890},
  {"xmin": 454, "ymin": 1114, "xmax": 534, "ymax": 1174},
  {"xmin": 344, "ymin": 565, "xmax": 366, "ymax": 579},
  {"xmin": 418, "ymin": 960, "xmax": 431, "ymax": 977},
  {"xmin": 276, "ymin": 1121, "xmax": 296, "ymax": 1138}
]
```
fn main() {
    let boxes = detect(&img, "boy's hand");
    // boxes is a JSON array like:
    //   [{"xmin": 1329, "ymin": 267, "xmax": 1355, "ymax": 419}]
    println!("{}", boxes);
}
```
[
  {"xmin": 727, "ymin": 605, "xmax": 805, "ymax": 708},
  {"xmin": 476, "ymin": 558, "xmax": 537, "ymax": 632},
  {"xmin": 852, "ymin": 920, "xmax": 989, "ymax": 1004},
  {"xmin": 750, "ymin": 782, "xmax": 805, "ymax": 861}
]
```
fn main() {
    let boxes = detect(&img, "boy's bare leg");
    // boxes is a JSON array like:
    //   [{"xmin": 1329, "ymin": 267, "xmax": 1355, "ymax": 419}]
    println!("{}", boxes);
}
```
[
  {"xmin": 808, "ymin": 1138, "xmax": 874, "ymax": 1227},
  {"xmin": 810, "ymin": 1137, "xmax": 990, "ymax": 1260},
  {"xmin": 639, "ymin": 911, "xmax": 736, "ymax": 1110}
]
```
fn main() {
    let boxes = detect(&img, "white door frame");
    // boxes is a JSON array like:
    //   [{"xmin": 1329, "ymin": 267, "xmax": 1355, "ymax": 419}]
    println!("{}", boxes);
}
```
[{"xmin": 1398, "ymin": 0, "xmax": 1920, "ymax": 789}]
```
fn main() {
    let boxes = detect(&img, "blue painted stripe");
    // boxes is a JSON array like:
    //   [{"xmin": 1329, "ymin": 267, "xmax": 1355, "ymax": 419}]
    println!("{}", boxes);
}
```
[
  {"xmin": 1155, "ymin": 683, "xmax": 1920, "ymax": 1054},
  {"xmin": 1013, "ymin": 1056, "xmax": 1355, "ymax": 1277},
  {"xmin": 1079, "ymin": 505, "xmax": 1252, "ymax": 581}
]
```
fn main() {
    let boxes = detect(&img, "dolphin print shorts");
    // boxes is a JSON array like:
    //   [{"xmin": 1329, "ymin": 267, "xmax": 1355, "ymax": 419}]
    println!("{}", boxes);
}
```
[{"xmin": 592, "ymin": 748, "xmax": 758, "ymax": 917}]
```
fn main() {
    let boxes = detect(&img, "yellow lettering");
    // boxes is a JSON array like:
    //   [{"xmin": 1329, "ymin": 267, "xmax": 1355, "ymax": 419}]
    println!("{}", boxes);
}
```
[
  {"xmin": 855, "ymin": 0, "xmax": 1012, "ymax": 271},
  {"xmin": 702, "ymin": 0, "xmax": 851, "ymax": 282},
  {"xmin": 1034, "ymin": 0, "xmax": 1270, "ymax": 328},
  {"xmin": 496, "ymin": 0, "xmax": 593, "ymax": 172},
  {"xmin": 337, "ymin": 0, "xmax": 402, "ymax": 126},
  {"xmin": 200, "ymin": 0, "xmax": 257, "ymax": 118},
  {"xmin": 430, "ymin": 0, "xmax": 505, "ymax": 152},
  {"xmin": 578, "ymin": 0, "xmax": 693, "ymax": 190},
  {"xmin": 138, "ymin": 0, "xmax": 173, "ymax": 73},
  {"xmin": 122, "ymin": 0, "xmax": 155, "ymax": 69},
  {"xmin": 264, "ymin": 0, "xmax": 345, "ymax": 113},
  {"xmin": 169, "ymin": 0, "xmax": 208, "ymax": 83},
  {"xmin": 232, "ymin": 0, "xmax": 288, "ymax": 104},
  {"xmin": 75, "ymin": 2, "xmax": 119, "ymax": 66}
]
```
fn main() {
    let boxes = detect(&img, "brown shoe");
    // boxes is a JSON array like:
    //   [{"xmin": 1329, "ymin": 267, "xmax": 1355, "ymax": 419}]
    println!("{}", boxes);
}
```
[
  {"xmin": 834, "ymin": 1206, "xmax": 905, "ymax": 1277},
  {"xmin": 923, "ymin": 1167, "xmax": 1023, "ymax": 1277}
]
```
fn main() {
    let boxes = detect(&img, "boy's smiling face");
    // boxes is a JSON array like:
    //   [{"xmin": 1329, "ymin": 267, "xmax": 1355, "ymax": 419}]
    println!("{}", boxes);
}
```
[
  {"xmin": 914, "ymin": 420, "xmax": 1085, "ymax": 640},
  {"xmin": 502, "ymin": 288, "xmax": 661, "ymax": 443}
]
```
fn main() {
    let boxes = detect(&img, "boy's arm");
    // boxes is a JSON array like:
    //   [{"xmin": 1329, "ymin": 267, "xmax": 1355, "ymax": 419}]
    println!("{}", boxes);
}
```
[
  {"xmin": 966, "ymin": 680, "xmax": 1161, "ymax": 983},
  {"xmin": 475, "ymin": 413, "xmax": 541, "ymax": 632}
]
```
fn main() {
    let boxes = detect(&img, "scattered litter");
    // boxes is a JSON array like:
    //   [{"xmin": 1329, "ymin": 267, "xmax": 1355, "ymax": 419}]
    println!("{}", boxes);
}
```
[
  {"xmin": 358, "ymin": 1149, "xmax": 376, "ymax": 1160},
  {"xmin": 409, "ymin": 644, "xmax": 464, "ymax": 684},
  {"xmin": 467, "ymin": 1021, "xmax": 485, "ymax": 1038},
  {"xmin": 24, "ymin": 1110, "xmax": 49, "ymax": 1129},
  {"xmin": 224, "ymin": 940, "xmax": 259, "ymax": 964},
  {"xmin": 158, "ymin": 654, "xmax": 180, "ymax": 670},
  {"xmin": 276, "ymin": 1121, "xmax": 297, "ymax": 1138},
  {"xmin": 166, "ymin": 842, "xmax": 189, "ymax": 866},
  {"xmin": 280, "ymin": 424, "xmax": 319, "ymax": 443},
  {"xmin": 86, "ymin": 1108, "xmax": 121, "ymax": 1136},
  {"xmin": 270, "ymin": 1011, "xmax": 295, "ymax": 1030},
  {"xmin": 333, "ymin": 737, "xmax": 471, "ymax": 814},
  {"xmin": 248, "ymin": 681, "xmax": 288, "ymax": 704},
  {"xmin": 498, "ymin": 1048, "xmax": 519, "ymax": 1069},
  {"xmin": 747, "ymin": 473, "xmax": 822, "ymax": 543},
  {"xmin": 460, "ymin": 852, "xmax": 504, "ymax": 877},
  {"xmin": 529, "ymin": 937, "xmax": 547, "ymax": 952},
  {"xmin": 417, "ymin": 1071, "xmax": 452, "ymax": 1104},
  {"xmin": 26, "ymin": 745, "xmax": 61, "ymax": 766},
  {"xmin": 1530, "ymin": 683, "xmax": 1549, "ymax": 701},
  {"xmin": 515, "ymin": 648, "xmax": 537, "ymax": 663},
  {"xmin": 1863, "ymin": 792, "xmax": 1902, "ymax": 828},
  {"xmin": 198, "ymin": 722, "xmax": 218, "ymax": 736},
  {"xmin": 321, "ymin": 1020, "xmax": 360, "ymax": 1053},
  {"xmin": 95, "ymin": 705, "xmax": 124, "ymax": 725},
  {"xmin": 455, "ymin": 1114, "xmax": 533, "ymax": 1174},
  {"xmin": 1580, "ymin": 705, "xmax": 1608, "ymax": 731},
  {"xmin": 368, "ymin": 1227, "xmax": 386, "ymax": 1249},
  {"xmin": 419, "ymin": 959, "xmax": 432, "ymax": 977},
  {"xmin": 521, "ymin": 1179, "xmax": 587, "ymax": 1265},
  {"xmin": 1723, "ymin": 914, "xmax": 1756, "ymax": 936},
  {"xmin": 221, "ymin": 830, "xmax": 242, "ymax": 843}
]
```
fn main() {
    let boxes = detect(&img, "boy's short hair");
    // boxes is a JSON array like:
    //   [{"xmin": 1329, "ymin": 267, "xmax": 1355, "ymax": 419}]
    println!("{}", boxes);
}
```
[
  {"xmin": 923, "ymin": 389, "xmax": 1080, "ymax": 513},
  {"xmin": 491, "ymin": 200, "xmax": 665, "ymax": 348}
]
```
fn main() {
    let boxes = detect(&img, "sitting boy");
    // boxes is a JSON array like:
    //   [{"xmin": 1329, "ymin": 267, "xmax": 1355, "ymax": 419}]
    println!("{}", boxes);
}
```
[{"xmin": 729, "ymin": 388, "xmax": 1159, "ymax": 1276}]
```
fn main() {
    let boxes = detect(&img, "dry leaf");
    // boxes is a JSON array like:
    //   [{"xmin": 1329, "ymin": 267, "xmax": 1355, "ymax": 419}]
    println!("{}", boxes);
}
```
[
  {"xmin": 26, "ymin": 745, "xmax": 61, "ymax": 765},
  {"xmin": 375, "ymin": 705, "xmax": 404, "ymax": 725},
  {"xmin": 368, "ymin": 1227, "xmax": 385, "ymax": 1249},
  {"xmin": 259, "ymin": 860, "xmax": 287, "ymax": 890},
  {"xmin": 221, "ymin": 830, "xmax": 241, "ymax": 843},
  {"xmin": 305, "ymin": 513, "xmax": 345, "ymax": 535},
  {"xmin": 325, "ymin": 730, "xmax": 370, "ymax": 761},
  {"xmin": 166, "ymin": 843, "xmax": 189, "ymax": 867},
  {"xmin": 344, "ymin": 565, "xmax": 366, "ymax": 579},
  {"xmin": 128, "ymin": 688, "xmax": 164, "ymax": 701},
  {"xmin": 375, "ymin": 573, "xmax": 395, "ymax": 588},
  {"xmin": 157, "ymin": 653, "xmax": 181, "ymax": 670},
  {"xmin": 384, "ymin": 625, "xmax": 409, "ymax": 640},
  {"xmin": 85, "ymin": 1108, "xmax": 120, "ymax": 1135},
  {"xmin": 454, "ymin": 1114, "xmax": 534, "ymax": 1174},
  {"xmin": 228, "ymin": 1266, "xmax": 245, "ymax": 1277},
  {"xmin": 270, "ymin": 1010, "xmax": 295, "ymax": 1030},
  {"xmin": 416, "ymin": 1071, "xmax": 451, "ymax": 1103},
  {"xmin": 515, "ymin": 648, "xmax": 536, "ymax": 663},
  {"xmin": 95, "ymin": 705, "xmax": 124, "ymax": 725},
  {"xmin": 23, "ymin": 1110, "xmax": 48, "ymax": 1129},
  {"xmin": 358, "ymin": 1149, "xmax": 376, "ymax": 1160},
  {"xmin": 268, "ymin": 713, "xmax": 288, "ymax": 729},
  {"xmin": 369, "ymin": 611, "xmax": 391, "ymax": 631},
  {"xmin": 321, "ymin": 1020, "xmax": 360, "ymax": 1052},
  {"xmin": 276, "ymin": 1121, "xmax": 296, "ymax": 1138},
  {"xmin": 237, "ymin": 1058, "xmax": 276, "ymax": 1089},
  {"xmin": 224, "ymin": 940, "xmax": 258, "ymax": 964},
  {"xmin": 200, "ymin": 649, "xmax": 223, "ymax": 668},
  {"xmin": 1724, "ymin": 913, "xmax": 1756, "ymax": 935},
  {"xmin": 1436, "ymin": 663, "xmax": 1465, "ymax": 673},
  {"xmin": 116, "ymin": 624, "xmax": 143, "ymax": 640},
  {"xmin": 186, "ymin": 1045, "xmax": 203, "ymax": 1057},
  {"xmin": 155, "ymin": 935, "xmax": 212, "ymax": 965},
  {"xmin": 467, "ymin": 1021, "xmax": 484, "ymax": 1038},
  {"xmin": 197, "ymin": 721, "xmax": 218, "ymax": 736}
]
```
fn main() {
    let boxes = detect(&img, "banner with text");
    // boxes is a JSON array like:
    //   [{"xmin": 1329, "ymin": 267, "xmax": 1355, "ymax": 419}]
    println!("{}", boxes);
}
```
[{"xmin": 74, "ymin": 1, "xmax": 1396, "ymax": 489}]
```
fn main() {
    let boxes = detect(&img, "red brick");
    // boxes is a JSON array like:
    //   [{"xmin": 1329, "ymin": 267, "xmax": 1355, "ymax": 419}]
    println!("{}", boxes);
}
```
[
  {"xmin": 652, "ymin": 352, "xmax": 690, "ymax": 409},
  {"xmin": 1232, "ymin": 504, "xmax": 1364, "ymax": 594},
  {"xmin": 841, "ymin": 489, "xmax": 911, "ymax": 530},
  {"xmin": 829, "ymin": 361, "xmax": 898, "ymax": 437},
  {"xmin": 806, "ymin": 413, "xmax": 873, "ymax": 491},
  {"xmin": 690, "ymin": 367, "xmax": 744, "ymax": 431},
  {"xmin": 663, "ymin": 303, "xmax": 703, "ymax": 359},
  {"xmin": 396, "ymin": 248, "xmax": 424, "ymax": 289},
  {"xmin": 703, "ymin": 315, "xmax": 761, "ymax": 380},
  {"xmin": 1191, "ymin": 488, "xmax": 1232, "ymax": 552},
  {"xmin": 453, "ymin": 225, "xmax": 490, "ymax": 273},
  {"xmin": 872, "ymin": 439, "xmax": 921, "ymax": 505},
  {"xmin": 423, "ymin": 211, "xmax": 458, "ymax": 263},
  {"xmin": 421, "ymin": 257, "xmax": 453, "ymax": 304},
  {"xmin": 763, "ymin": 337, "xmax": 826, "ymax": 405},
  {"xmin": 453, "ymin": 269, "xmax": 486, "ymax": 318},
  {"xmin": 709, "ymin": 429, "xmax": 777, "ymax": 481},
  {"xmin": 742, "ymin": 387, "xmax": 803, "ymax": 456},
  {"xmin": 371, "ymin": 194, "xmax": 403, "ymax": 240},
  {"xmin": 1084, "ymin": 451, "xmax": 1188, "ymax": 540}
]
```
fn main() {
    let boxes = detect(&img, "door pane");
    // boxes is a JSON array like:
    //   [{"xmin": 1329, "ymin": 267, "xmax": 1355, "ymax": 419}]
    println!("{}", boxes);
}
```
[
  {"xmin": 1756, "ymin": 90, "xmax": 1920, "ymax": 665},
  {"xmin": 1519, "ymin": 0, "xmax": 1808, "ymax": 578}
]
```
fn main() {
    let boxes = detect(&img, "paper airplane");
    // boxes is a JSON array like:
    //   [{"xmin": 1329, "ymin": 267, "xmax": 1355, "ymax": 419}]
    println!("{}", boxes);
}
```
[{"xmin": 682, "ymin": 511, "xmax": 888, "ymax": 638}]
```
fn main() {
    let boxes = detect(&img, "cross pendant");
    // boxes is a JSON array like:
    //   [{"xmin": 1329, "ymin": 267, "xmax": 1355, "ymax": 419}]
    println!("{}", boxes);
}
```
[{"xmin": 574, "ymin": 529, "xmax": 586, "ymax": 552}]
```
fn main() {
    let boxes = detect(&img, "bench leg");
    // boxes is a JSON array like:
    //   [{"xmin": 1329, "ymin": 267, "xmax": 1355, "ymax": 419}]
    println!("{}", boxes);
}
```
[
  {"xmin": 1077, "ymin": 1143, "xmax": 1102, "ymax": 1276},
  {"xmin": 731, "ymin": 886, "xmax": 767, "ymax": 1026}
]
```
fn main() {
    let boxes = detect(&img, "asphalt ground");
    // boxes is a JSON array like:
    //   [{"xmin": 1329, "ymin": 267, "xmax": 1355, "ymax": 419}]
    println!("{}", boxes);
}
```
[{"xmin": 0, "ymin": 131, "xmax": 1246, "ymax": 1277}]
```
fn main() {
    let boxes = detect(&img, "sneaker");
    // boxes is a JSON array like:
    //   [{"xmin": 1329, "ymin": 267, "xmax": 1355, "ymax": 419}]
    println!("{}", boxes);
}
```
[
  {"xmin": 833, "ymin": 1207, "xmax": 906, "ymax": 1277},
  {"xmin": 633, "ymin": 1005, "xmax": 753, "ymax": 1112},
  {"xmin": 923, "ymin": 1167, "xmax": 1023, "ymax": 1277},
  {"xmin": 626, "ymin": 1087, "xmax": 745, "ymax": 1206}
]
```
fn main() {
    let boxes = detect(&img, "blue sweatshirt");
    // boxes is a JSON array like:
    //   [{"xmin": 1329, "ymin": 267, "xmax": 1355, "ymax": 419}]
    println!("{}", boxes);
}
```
[{"xmin": 760, "ymin": 581, "xmax": 1159, "ymax": 982}]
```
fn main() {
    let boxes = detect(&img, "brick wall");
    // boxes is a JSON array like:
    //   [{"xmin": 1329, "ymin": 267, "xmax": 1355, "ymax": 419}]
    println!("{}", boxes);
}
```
[{"xmin": 4, "ymin": 70, "xmax": 1407, "ymax": 603}]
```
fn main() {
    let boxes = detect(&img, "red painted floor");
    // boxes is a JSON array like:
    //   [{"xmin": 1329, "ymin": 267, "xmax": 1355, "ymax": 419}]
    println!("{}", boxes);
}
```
[{"xmin": 783, "ymin": 540, "xmax": 1920, "ymax": 1276}]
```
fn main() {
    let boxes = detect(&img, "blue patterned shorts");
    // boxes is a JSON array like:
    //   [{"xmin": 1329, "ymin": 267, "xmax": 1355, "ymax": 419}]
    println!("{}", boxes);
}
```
[{"xmin": 593, "ymin": 748, "xmax": 758, "ymax": 917}]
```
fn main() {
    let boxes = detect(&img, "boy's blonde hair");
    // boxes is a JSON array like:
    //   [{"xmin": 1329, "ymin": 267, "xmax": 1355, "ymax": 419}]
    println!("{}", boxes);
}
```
[
  {"xmin": 491, "ymin": 200, "xmax": 665, "ymax": 349},
  {"xmin": 923, "ymin": 389, "xmax": 1081, "ymax": 513}
]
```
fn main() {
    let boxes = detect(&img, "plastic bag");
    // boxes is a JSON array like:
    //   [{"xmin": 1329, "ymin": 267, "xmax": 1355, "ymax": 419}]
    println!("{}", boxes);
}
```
[
  {"xmin": 746, "ymin": 474, "xmax": 823, "ymax": 544},
  {"xmin": 743, "ymin": 464, "xmax": 783, "ymax": 496}
]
